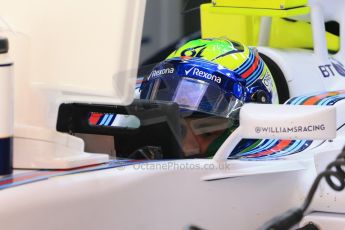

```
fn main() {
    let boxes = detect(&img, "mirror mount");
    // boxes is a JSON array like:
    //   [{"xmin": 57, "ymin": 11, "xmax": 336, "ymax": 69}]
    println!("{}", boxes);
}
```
[{"xmin": 213, "ymin": 126, "xmax": 243, "ymax": 163}]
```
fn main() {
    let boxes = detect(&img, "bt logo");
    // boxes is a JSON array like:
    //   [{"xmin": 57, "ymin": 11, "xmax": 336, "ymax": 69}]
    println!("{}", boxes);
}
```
[{"xmin": 319, "ymin": 58, "xmax": 345, "ymax": 78}]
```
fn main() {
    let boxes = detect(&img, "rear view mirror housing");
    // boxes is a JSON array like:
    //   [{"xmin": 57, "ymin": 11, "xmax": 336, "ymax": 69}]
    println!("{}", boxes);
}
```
[
  {"xmin": 240, "ymin": 104, "xmax": 336, "ymax": 140},
  {"xmin": 213, "ymin": 103, "xmax": 336, "ymax": 163}
]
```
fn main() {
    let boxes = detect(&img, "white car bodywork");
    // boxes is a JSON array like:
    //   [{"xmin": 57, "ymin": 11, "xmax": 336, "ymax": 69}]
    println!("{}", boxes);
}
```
[{"xmin": 1, "ymin": 0, "xmax": 345, "ymax": 229}]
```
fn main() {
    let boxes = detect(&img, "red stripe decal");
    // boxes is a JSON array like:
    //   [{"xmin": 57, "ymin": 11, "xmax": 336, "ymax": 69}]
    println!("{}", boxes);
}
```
[
  {"xmin": 89, "ymin": 113, "xmax": 103, "ymax": 125},
  {"xmin": 247, "ymin": 140, "xmax": 292, "ymax": 158},
  {"xmin": 241, "ymin": 55, "xmax": 259, "ymax": 79},
  {"xmin": 303, "ymin": 92, "xmax": 340, "ymax": 105},
  {"xmin": 0, "ymin": 171, "xmax": 57, "ymax": 186}
]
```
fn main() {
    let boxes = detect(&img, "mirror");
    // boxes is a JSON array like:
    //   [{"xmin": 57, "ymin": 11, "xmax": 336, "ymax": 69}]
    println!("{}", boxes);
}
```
[
  {"xmin": 240, "ymin": 103, "xmax": 336, "ymax": 140},
  {"xmin": 89, "ymin": 113, "xmax": 140, "ymax": 129},
  {"xmin": 213, "ymin": 103, "xmax": 336, "ymax": 163}
]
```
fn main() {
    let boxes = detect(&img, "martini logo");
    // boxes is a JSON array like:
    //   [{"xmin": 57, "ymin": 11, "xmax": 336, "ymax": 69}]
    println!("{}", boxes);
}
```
[
  {"xmin": 185, "ymin": 67, "xmax": 222, "ymax": 84},
  {"xmin": 149, "ymin": 68, "xmax": 174, "ymax": 79}
]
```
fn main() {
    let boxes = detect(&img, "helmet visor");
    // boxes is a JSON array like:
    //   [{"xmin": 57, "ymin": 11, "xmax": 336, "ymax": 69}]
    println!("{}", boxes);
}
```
[{"xmin": 140, "ymin": 65, "xmax": 245, "ymax": 118}]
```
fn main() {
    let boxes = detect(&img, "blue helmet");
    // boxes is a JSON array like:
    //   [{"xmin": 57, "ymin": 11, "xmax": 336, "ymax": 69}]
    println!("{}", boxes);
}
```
[{"xmin": 139, "ymin": 38, "xmax": 278, "ymax": 157}]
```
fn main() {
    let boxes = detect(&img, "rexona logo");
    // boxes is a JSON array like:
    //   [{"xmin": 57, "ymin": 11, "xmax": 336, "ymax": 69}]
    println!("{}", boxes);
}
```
[
  {"xmin": 185, "ymin": 67, "xmax": 222, "ymax": 84},
  {"xmin": 149, "ymin": 68, "xmax": 175, "ymax": 79}
]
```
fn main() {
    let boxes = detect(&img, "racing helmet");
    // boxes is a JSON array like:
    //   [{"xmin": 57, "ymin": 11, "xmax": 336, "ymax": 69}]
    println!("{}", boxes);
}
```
[{"xmin": 139, "ymin": 38, "xmax": 278, "ymax": 157}]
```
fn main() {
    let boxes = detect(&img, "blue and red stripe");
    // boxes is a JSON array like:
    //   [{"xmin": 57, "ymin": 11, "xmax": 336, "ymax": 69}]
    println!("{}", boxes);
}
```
[
  {"xmin": 230, "ymin": 90, "xmax": 345, "ymax": 160},
  {"xmin": 0, "ymin": 160, "xmax": 148, "ymax": 190},
  {"xmin": 234, "ymin": 51, "xmax": 263, "ymax": 85}
]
